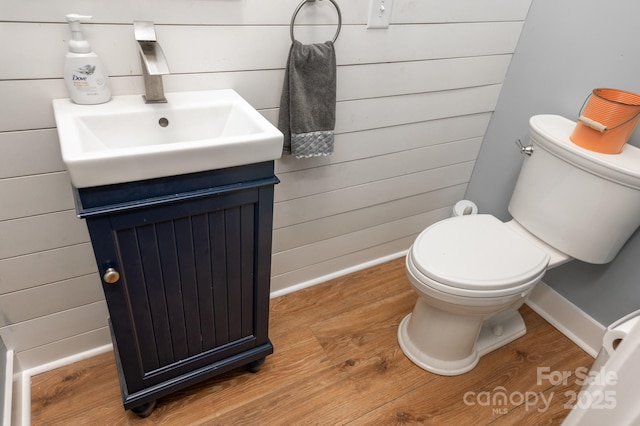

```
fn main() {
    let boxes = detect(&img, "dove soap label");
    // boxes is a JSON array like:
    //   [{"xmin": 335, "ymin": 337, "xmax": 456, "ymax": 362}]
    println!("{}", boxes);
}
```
[
  {"xmin": 63, "ymin": 14, "xmax": 111, "ymax": 105},
  {"xmin": 64, "ymin": 54, "xmax": 111, "ymax": 104}
]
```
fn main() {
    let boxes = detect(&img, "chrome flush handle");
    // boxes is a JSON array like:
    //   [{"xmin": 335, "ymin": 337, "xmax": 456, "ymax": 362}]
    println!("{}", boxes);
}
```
[{"xmin": 515, "ymin": 139, "xmax": 534, "ymax": 156}]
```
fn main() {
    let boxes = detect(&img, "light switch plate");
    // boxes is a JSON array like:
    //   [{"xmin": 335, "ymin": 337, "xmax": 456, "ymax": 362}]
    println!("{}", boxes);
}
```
[{"xmin": 367, "ymin": 0, "xmax": 394, "ymax": 29}]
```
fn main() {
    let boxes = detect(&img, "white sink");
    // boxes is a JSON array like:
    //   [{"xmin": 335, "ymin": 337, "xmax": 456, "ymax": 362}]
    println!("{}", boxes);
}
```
[{"xmin": 53, "ymin": 89, "xmax": 283, "ymax": 188}]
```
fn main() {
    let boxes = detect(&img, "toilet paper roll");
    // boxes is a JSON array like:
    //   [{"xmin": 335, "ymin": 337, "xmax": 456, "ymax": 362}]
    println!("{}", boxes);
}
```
[
  {"xmin": 602, "ymin": 315, "xmax": 640, "ymax": 356},
  {"xmin": 452, "ymin": 200, "xmax": 478, "ymax": 217}
]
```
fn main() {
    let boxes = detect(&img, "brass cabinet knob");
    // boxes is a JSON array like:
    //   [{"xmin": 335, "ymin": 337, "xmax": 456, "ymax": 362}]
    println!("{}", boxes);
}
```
[{"xmin": 103, "ymin": 268, "xmax": 120, "ymax": 284}]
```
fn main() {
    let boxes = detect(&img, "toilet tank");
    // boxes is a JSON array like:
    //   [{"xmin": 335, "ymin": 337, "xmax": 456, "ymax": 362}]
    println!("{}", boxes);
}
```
[{"xmin": 508, "ymin": 115, "xmax": 640, "ymax": 264}]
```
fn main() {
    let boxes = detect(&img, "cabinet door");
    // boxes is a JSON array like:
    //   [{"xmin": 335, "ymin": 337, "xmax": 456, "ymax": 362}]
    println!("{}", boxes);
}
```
[{"xmin": 88, "ymin": 187, "xmax": 272, "ymax": 394}]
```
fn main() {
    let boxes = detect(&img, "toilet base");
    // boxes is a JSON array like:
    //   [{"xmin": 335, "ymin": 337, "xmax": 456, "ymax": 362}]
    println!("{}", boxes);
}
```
[{"xmin": 398, "ymin": 310, "xmax": 526, "ymax": 376}]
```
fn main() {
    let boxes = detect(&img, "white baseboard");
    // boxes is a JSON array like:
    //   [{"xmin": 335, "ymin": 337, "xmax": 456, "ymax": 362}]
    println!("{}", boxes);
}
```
[
  {"xmin": 270, "ymin": 250, "xmax": 408, "ymax": 299},
  {"xmin": 526, "ymin": 281, "xmax": 605, "ymax": 358}
]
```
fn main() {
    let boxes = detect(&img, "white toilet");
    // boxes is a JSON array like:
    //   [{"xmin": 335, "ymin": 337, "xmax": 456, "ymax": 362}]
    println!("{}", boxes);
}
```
[{"xmin": 398, "ymin": 114, "xmax": 640, "ymax": 376}]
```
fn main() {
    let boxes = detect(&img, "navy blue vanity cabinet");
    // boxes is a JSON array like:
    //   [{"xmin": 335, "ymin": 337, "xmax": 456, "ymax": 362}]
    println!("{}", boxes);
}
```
[{"xmin": 75, "ymin": 162, "xmax": 277, "ymax": 415}]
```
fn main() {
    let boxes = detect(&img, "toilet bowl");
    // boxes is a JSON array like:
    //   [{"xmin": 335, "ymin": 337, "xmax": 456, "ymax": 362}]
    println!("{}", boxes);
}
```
[
  {"xmin": 398, "ymin": 214, "xmax": 552, "ymax": 375},
  {"xmin": 398, "ymin": 115, "xmax": 640, "ymax": 376}
]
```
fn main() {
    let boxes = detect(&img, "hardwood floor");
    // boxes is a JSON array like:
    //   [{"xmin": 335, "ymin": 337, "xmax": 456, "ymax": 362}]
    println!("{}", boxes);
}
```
[{"xmin": 31, "ymin": 257, "xmax": 594, "ymax": 425}]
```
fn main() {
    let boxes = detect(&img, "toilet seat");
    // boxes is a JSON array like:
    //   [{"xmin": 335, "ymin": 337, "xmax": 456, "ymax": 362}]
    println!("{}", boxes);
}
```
[{"xmin": 410, "ymin": 215, "xmax": 550, "ymax": 296}]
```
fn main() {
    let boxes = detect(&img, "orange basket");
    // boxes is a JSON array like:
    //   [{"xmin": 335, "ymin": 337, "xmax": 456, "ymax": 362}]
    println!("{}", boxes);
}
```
[{"xmin": 570, "ymin": 88, "xmax": 640, "ymax": 154}]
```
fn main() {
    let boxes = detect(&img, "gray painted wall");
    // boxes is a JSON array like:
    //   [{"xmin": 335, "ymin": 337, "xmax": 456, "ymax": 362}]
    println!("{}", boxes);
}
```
[{"xmin": 466, "ymin": 0, "xmax": 640, "ymax": 326}]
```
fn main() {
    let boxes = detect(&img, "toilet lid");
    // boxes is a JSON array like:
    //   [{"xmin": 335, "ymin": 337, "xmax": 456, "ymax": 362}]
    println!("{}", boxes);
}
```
[{"xmin": 411, "ymin": 215, "xmax": 550, "ymax": 291}]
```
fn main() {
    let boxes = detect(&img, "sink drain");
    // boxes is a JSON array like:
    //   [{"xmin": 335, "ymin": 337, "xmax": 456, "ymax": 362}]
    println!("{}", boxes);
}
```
[{"xmin": 158, "ymin": 117, "xmax": 169, "ymax": 127}]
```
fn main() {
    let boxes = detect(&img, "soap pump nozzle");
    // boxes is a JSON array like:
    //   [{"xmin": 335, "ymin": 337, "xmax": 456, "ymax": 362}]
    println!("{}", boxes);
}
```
[{"xmin": 66, "ymin": 14, "xmax": 92, "ymax": 54}]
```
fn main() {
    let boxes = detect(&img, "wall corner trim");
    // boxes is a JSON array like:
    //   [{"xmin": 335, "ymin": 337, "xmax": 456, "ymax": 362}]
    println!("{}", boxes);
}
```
[
  {"xmin": 12, "ymin": 343, "xmax": 113, "ymax": 426},
  {"xmin": 2, "ymin": 349, "xmax": 13, "ymax": 426}
]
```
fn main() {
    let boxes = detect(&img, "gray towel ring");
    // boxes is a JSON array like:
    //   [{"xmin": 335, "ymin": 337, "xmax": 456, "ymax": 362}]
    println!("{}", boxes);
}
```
[{"xmin": 290, "ymin": 0, "xmax": 342, "ymax": 43}]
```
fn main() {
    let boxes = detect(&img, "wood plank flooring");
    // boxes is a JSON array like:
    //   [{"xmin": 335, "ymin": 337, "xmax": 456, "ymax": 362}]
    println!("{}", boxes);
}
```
[{"xmin": 31, "ymin": 257, "xmax": 594, "ymax": 425}]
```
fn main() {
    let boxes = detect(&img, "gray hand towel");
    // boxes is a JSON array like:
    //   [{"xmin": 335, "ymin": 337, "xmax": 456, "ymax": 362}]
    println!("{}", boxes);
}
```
[{"xmin": 278, "ymin": 40, "xmax": 336, "ymax": 158}]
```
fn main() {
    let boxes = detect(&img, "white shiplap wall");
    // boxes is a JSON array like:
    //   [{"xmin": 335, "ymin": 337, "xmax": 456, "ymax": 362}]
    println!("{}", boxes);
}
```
[{"xmin": 0, "ymin": 0, "xmax": 531, "ymax": 370}]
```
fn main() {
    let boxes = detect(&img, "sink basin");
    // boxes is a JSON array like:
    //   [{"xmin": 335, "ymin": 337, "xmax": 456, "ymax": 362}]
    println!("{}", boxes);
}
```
[{"xmin": 53, "ymin": 89, "xmax": 283, "ymax": 188}]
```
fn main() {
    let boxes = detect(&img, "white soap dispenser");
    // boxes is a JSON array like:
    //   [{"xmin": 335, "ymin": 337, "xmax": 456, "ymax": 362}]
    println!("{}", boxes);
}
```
[{"xmin": 64, "ymin": 14, "xmax": 111, "ymax": 104}]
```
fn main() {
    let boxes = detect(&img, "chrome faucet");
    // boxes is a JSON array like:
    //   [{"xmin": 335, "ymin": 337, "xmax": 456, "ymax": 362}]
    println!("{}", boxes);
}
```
[{"xmin": 134, "ymin": 21, "xmax": 170, "ymax": 103}]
